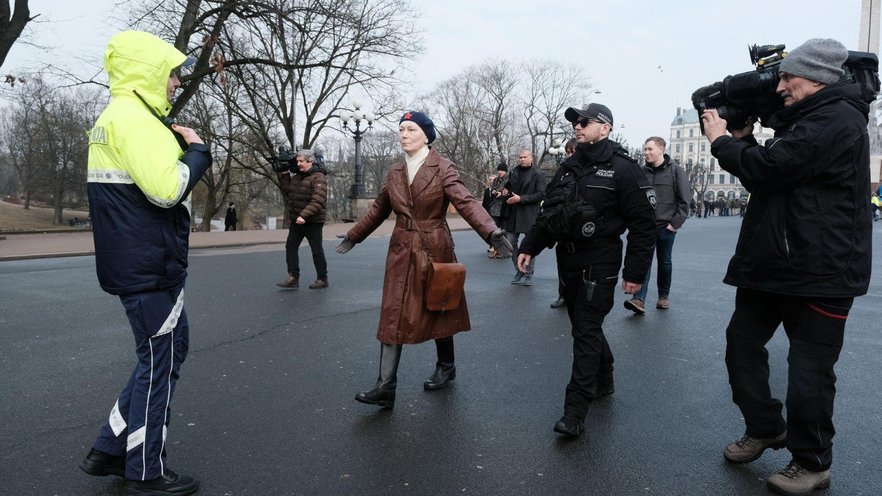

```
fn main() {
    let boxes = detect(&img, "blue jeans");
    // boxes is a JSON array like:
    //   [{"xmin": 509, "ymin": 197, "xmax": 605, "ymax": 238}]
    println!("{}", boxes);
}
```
[{"xmin": 634, "ymin": 226, "xmax": 676, "ymax": 301}]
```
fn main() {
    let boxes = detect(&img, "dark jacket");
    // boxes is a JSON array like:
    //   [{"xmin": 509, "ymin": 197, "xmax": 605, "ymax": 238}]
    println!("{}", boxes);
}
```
[
  {"xmin": 224, "ymin": 206, "xmax": 237, "ymax": 226},
  {"xmin": 519, "ymin": 139, "xmax": 657, "ymax": 283},
  {"xmin": 642, "ymin": 155, "xmax": 690, "ymax": 229},
  {"xmin": 345, "ymin": 148, "xmax": 497, "ymax": 344},
  {"xmin": 280, "ymin": 164, "xmax": 328, "ymax": 224},
  {"xmin": 503, "ymin": 164, "xmax": 546, "ymax": 233},
  {"xmin": 710, "ymin": 82, "xmax": 872, "ymax": 297}
]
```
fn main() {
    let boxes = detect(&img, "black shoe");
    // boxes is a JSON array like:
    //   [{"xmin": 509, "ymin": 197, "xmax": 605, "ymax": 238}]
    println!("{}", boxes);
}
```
[
  {"xmin": 424, "ymin": 364, "xmax": 456, "ymax": 390},
  {"xmin": 550, "ymin": 298, "xmax": 566, "ymax": 309},
  {"xmin": 520, "ymin": 275, "xmax": 533, "ymax": 286},
  {"xmin": 553, "ymin": 414, "xmax": 584, "ymax": 437},
  {"xmin": 355, "ymin": 388, "xmax": 396, "ymax": 409},
  {"xmin": 125, "ymin": 469, "xmax": 199, "ymax": 495},
  {"xmin": 511, "ymin": 271, "xmax": 524, "ymax": 284},
  {"xmin": 80, "ymin": 448, "xmax": 125, "ymax": 478}
]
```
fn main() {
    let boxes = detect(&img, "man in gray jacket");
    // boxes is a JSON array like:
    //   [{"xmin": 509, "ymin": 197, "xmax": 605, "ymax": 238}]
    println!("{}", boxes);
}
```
[
  {"xmin": 503, "ymin": 149, "xmax": 546, "ymax": 285},
  {"xmin": 624, "ymin": 136, "xmax": 690, "ymax": 313}
]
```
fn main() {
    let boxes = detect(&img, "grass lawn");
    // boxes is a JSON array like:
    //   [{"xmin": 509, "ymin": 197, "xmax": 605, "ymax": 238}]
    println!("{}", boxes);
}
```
[{"xmin": 0, "ymin": 200, "xmax": 91, "ymax": 232}]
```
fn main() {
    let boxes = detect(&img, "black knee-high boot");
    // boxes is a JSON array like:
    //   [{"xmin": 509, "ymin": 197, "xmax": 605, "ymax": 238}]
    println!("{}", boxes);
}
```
[
  {"xmin": 424, "ymin": 336, "xmax": 456, "ymax": 390},
  {"xmin": 355, "ymin": 343, "xmax": 402, "ymax": 408}
]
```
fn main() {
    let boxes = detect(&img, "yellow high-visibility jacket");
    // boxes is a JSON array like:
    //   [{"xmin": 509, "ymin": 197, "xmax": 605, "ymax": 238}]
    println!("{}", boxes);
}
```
[{"xmin": 87, "ymin": 30, "xmax": 211, "ymax": 295}]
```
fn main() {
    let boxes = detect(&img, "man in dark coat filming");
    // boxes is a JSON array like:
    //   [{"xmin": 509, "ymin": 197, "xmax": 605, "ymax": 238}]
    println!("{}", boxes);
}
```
[
  {"xmin": 701, "ymin": 38, "xmax": 872, "ymax": 496},
  {"xmin": 516, "ymin": 103, "xmax": 656, "ymax": 438}
]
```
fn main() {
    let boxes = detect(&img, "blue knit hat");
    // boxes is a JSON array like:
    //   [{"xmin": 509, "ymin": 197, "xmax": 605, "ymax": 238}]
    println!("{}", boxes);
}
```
[{"xmin": 400, "ymin": 111, "xmax": 436, "ymax": 144}]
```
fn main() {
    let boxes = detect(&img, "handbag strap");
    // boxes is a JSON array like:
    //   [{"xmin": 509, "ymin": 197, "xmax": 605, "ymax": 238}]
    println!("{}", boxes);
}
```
[{"xmin": 417, "ymin": 223, "xmax": 440, "ymax": 264}]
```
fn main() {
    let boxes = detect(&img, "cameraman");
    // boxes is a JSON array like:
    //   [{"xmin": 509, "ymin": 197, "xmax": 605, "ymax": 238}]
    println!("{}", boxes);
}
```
[
  {"xmin": 701, "ymin": 38, "xmax": 872, "ymax": 496},
  {"xmin": 276, "ymin": 149, "xmax": 330, "ymax": 289},
  {"xmin": 516, "ymin": 103, "xmax": 656, "ymax": 438}
]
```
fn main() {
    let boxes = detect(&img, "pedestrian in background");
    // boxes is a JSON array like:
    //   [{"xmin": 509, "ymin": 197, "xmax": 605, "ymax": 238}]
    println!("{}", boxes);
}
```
[
  {"xmin": 503, "ymin": 149, "xmax": 546, "ymax": 285},
  {"xmin": 550, "ymin": 138, "xmax": 577, "ymax": 309},
  {"xmin": 702, "ymin": 38, "xmax": 872, "ymax": 496},
  {"xmin": 224, "ymin": 201, "xmax": 238, "ymax": 231},
  {"xmin": 337, "ymin": 111, "xmax": 512, "ymax": 409},
  {"xmin": 624, "ymin": 136, "xmax": 690, "ymax": 314},
  {"xmin": 79, "ymin": 30, "xmax": 210, "ymax": 496},
  {"xmin": 276, "ymin": 149, "xmax": 329, "ymax": 290},
  {"xmin": 485, "ymin": 163, "xmax": 509, "ymax": 258}
]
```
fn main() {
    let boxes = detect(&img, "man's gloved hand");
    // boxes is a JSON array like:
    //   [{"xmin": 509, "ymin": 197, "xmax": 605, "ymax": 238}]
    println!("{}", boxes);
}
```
[
  {"xmin": 336, "ymin": 236, "xmax": 355, "ymax": 254},
  {"xmin": 488, "ymin": 229, "xmax": 513, "ymax": 258}
]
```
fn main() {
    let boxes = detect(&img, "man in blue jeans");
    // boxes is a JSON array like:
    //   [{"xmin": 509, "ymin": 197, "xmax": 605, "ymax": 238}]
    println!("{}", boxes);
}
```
[{"xmin": 624, "ymin": 136, "xmax": 690, "ymax": 314}]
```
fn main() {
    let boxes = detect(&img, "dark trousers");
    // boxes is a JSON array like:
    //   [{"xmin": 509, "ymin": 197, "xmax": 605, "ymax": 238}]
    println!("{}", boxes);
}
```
[
  {"xmin": 561, "ymin": 266, "xmax": 617, "ymax": 418},
  {"xmin": 93, "ymin": 285, "xmax": 189, "ymax": 480},
  {"xmin": 286, "ymin": 222, "xmax": 327, "ymax": 280},
  {"xmin": 725, "ymin": 288, "xmax": 852, "ymax": 471},
  {"xmin": 634, "ymin": 227, "xmax": 676, "ymax": 301}
]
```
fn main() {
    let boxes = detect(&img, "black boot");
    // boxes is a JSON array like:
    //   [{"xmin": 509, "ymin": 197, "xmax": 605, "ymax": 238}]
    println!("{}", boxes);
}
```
[
  {"xmin": 424, "ymin": 337, "xmax": 456, "ymax": 390},
  {"xmin": 355, "ymin": 343, "xmax": 402, "ymax": 408}
]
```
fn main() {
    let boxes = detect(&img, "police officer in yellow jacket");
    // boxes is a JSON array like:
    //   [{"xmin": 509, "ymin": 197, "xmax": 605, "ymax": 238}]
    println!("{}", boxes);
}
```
[{"xmin": 78, "ymin": 31, "xmax": 211, "ymax": 496}]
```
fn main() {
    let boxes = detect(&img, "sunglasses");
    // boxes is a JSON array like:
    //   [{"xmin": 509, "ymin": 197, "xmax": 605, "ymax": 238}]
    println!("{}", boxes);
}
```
[{"xmin": 572, "ymin": 117, "xmax": 600, "ymax": 129}]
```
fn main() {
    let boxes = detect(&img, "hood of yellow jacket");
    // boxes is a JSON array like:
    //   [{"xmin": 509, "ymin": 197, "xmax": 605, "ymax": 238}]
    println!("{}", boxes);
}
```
[{"xmin": 104, "ymin": 30, "xmax": 188, "ymax": 117}]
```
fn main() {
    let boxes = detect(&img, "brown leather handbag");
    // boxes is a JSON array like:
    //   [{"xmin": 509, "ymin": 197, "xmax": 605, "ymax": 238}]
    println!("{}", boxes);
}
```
[{"xmin": 425, "ymin": 261, "xmax": 466, "ymax": 311}]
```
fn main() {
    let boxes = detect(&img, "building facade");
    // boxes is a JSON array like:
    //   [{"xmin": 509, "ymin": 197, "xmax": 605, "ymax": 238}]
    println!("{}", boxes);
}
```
[{"xmin": 669, "ymin": 107, "xmax": 774, "ymax": 201}]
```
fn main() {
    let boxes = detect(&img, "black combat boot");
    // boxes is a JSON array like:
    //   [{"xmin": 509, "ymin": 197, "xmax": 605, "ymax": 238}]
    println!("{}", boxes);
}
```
[
  {"xmin": 355, "ymin": 343, "xmax": 402, "ymax": 408},
  {"xmin": 424, "ymin": 336, "xmax": 456, "ymax": 390}
]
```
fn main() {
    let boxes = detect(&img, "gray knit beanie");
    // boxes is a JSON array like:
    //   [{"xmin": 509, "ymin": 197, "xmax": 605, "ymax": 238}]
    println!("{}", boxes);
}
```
[{"xmin": 779, "ymin": 38, "xmax": 848, "ymax": 84}]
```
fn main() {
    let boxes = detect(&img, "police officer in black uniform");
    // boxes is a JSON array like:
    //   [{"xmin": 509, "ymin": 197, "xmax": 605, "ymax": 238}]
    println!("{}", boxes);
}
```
[{"xmin": 517, "ymin": 103, "xmax": 656, "ymax": 437}]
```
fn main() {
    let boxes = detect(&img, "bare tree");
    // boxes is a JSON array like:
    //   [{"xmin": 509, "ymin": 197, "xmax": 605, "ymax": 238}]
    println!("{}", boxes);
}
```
[
  {"xmin": 428, "ymin": 71, "xmax": 490, "ymax": 193},
  {"xmin": 1, "ymin": 76, "xmax": 99, "ymax": 221},
  {"xmin": 0, "ymin": 0, "xmax": 35, "ymax": 69},
  {"xmin": 474, "ymin": 60, "xmax": 519, "ymax": 162},
  {"xmin": 521, "ymin": 60, "xmax": 591, "ymax": 164},
  {"xmin": 359, "ymin": 128, "xmax": 399, "ymax": 194},
  {"xmin": 153, "ymin": 0, "xmax": 421, "ymax": 224}
]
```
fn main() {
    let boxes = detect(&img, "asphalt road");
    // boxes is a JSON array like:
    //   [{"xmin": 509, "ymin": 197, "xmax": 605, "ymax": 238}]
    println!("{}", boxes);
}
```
[{"xmin": 1, "ymin": 217, "xmax": 880, "ymax": 496}]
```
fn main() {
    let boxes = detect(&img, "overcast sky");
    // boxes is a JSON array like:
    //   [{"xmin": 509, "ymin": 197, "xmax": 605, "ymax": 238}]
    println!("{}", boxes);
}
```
[{"xmin": 2, "ymin": 0, "xmax": 875, "ymax": 149}]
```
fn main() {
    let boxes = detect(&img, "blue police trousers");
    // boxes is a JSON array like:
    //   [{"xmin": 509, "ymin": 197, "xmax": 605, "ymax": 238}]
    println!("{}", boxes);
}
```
[{"xmin": 92, "ymin": 285, "xmax": 189, "ymax": 481}]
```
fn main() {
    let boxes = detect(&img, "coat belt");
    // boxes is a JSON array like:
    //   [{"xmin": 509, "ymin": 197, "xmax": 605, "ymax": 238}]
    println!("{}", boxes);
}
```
[{"xmin": 395, "ymin": 217, "xmax": 444, "ymax": 232}]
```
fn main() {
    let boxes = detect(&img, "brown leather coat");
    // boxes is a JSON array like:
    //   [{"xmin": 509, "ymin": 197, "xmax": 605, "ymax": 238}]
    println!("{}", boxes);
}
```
[{"xmin": 346, "ymin": 148, "xmax": 496, "ymax": 344}]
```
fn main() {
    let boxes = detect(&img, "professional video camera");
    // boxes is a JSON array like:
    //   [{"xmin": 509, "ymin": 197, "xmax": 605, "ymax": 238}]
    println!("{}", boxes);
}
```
[
  {"xmin": 692, "ymin": 43, "xmax": 880, "ymax": 133},
  {"xmin": 268, "ymin": 146, "xmax": 295, "ymax": 173}
]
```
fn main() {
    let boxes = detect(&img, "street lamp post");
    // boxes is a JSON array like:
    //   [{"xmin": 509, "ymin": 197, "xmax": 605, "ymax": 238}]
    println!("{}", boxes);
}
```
[
  {"xmin": 548, "ymin": 137, "xmax": 565, "ymax": 165},
  {"xmin": 339, "ymin": 101, "xmax": 375, "ymax": 198}
]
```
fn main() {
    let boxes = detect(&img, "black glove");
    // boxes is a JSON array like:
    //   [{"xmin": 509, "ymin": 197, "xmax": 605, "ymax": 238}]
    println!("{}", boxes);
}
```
[
  {"xmin": 488, "ymin": 229, "xmax": 513, "ymax": 258},
  {"xmin": 336, "ymin": 236, "xmax": 355, "ymax": 254}
]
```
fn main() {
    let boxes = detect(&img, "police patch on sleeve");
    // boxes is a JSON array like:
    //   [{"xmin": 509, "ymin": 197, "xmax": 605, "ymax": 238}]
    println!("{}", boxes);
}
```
[{"xmin": 646, "ymin": 188, "xmax": 657, "ymax": 209}]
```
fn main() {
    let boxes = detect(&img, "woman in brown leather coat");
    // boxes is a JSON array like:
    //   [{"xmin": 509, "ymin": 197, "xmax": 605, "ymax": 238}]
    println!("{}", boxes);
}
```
[{"xmin": 336, "ymin": 111, "xmax": 512, "ymax": 409}]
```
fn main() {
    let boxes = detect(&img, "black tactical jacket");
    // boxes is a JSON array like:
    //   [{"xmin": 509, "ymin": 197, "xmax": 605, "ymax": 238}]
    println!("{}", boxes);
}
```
[{"xmin": 519, "ymin": 139, "xmax": 657, "ymax": 283}]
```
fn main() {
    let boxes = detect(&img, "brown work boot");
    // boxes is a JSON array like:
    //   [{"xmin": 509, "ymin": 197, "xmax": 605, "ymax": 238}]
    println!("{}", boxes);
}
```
[
  {"xmin": 767, "ymin": 460, "xmax": 830, "ymax": 496},
  {"xmin": 308, "ymin": 279, "xmax": 329, "ymax": 289},
  {"xmin": 656, "ymin": 297, "xmax": 670, "ymax": 309},
  {"xmin": 623, "ymin": 298, "xmax": 645, "ymax": 314},
  {"xmin": 723, "ymin": 431, "xmax": 787, "ymax": 464},
  {"xmin": 276, "ymin": 275, "xmax": 299, "ymax": 288}
]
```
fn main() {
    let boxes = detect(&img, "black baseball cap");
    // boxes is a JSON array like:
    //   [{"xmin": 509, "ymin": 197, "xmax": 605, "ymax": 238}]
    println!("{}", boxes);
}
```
[{"xmin": 564, "ymin": 103, "xmax": 614, "ymax": 127}]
